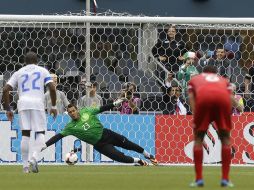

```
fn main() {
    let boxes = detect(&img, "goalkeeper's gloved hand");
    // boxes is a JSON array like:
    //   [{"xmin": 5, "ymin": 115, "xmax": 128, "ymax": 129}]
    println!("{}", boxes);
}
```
[
  {"xmin": 113, "ymin": 98, "xmax": 128, "ymax": 107},
  {"xmin": 41, "ymin": 145, "xmax": 47, "ymax": 152}
]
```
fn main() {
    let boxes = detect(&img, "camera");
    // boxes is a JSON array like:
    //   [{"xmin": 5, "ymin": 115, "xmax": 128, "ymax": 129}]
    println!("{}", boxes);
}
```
[{"xmin": 125, "ymin": 90, "xmax": 133, "ymax": 100}]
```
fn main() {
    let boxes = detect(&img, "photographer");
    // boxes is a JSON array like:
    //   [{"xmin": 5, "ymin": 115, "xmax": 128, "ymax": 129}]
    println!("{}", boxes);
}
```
[{"xmin": 117, "ymin": 82, "xmax": 141, "ymax": 114}]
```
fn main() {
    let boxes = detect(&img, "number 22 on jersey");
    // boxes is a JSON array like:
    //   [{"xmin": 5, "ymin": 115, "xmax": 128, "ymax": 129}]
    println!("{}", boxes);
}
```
[{"xmin": 21, "ymin": 72, "xmax": 41, "ymax": 92}]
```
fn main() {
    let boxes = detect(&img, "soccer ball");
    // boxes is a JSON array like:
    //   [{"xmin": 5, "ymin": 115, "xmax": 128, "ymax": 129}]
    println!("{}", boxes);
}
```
[{"xmin": 65, "ymin": 152, "xmax": 78, "ymax": 165}]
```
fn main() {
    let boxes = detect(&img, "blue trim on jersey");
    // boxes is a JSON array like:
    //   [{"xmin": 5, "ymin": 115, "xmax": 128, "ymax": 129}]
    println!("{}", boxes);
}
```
[{"xmin": 44, "ymin": 77, "xmax": 52, "ymax": 84}]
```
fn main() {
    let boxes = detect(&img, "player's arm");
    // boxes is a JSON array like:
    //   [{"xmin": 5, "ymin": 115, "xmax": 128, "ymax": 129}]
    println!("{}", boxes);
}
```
[
  {"xmin": 99, "ymin": 103, "xmax": 114, "ymax": 113},
  {"xmin": 188, "ymin": 92, "xmax": 195, "ymax": 115},
  {"xmin": 99, "ymin": 98, "xmax": 127, "ymax": 113},
  {"xmin": 187, "ymin": 81, "xmax": 195, "ymax": 114},
  {"xmin": 2, "ymin": 84, "xmax": 14, "ymax": 122},
  {"xmin": 41, "ymin": 133, "xmax": 64, "ymax": 151},
  {"xmin": 2, "ymin": 84, "xmax": 13, "ymax": 111}
]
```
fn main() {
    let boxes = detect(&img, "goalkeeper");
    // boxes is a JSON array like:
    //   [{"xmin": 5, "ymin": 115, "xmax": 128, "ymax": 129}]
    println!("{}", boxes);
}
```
[{"xmin": 42, "ymin": 99, "xmax": 158, "ymax": 166}]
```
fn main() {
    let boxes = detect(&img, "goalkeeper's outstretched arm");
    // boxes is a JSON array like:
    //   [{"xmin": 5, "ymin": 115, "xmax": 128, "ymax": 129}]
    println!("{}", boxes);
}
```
[
  {"xmin": 41, "ymin": 133, "xmax": 64, "ymax": 151},
  {"xmin": 98, "ymin": 98, "xmax": 126, "ymax": 113}
]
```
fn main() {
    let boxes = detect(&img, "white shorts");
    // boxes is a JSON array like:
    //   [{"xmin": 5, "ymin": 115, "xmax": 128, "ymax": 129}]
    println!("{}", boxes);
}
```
[{"xmin": 19, "ymin": 110, "xmax": 47, "ymax": 132}]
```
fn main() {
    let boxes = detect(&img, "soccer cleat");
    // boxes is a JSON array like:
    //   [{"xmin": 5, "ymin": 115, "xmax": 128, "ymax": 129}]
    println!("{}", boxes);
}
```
[
  {"xmin": 189, "ymin": 179, "xmax": 204, "ymax": 187},
  {"xmin": 23, "ymin": 167, "xmax": 30, "ymax": 174},
  {"xmin": 145, "ymin": 155, "xmax": 158, "ymax": 166},
  {"xmin": 221, "ymin": 179, "xmax": 234, "ymax": 187},
  {"xmin": 29, "ymin": 157, "xmax": 39, "ymax": 173},
  {"xmin": 138, "ymin": 159, "xmax": 149, "ymax": 166}
]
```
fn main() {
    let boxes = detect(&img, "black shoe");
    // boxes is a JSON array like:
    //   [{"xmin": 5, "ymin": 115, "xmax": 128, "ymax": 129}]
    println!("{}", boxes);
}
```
[
  {"xmin": 145, "ymin": 155, "xmax": 158, "ymax": 166},
  {"xmin": 137, "ymin": 159, "xmax": 148, "ymax": 166}
]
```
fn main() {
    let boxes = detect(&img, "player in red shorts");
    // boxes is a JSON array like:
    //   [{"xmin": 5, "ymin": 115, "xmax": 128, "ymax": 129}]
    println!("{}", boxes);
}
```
[{"xmin": 188, "ymin": 65, "xmax": 234, "ymax": 187}]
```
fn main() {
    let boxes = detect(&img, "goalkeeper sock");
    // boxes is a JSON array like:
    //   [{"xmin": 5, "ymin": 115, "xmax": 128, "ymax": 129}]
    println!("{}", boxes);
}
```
[
  {"xmin": 143, "ymin": 150, "xmax": 150, "ymax": 158},
  {"xmin": 21, "ymin": 136, "xmax": 30, "ymax": 168},
  {"xmin": 32, "ymin": 133, "xmax": 45, "ymax": 161},
  {"xmin": 222, "ymin": 144, "xmax": 231, "ymax": 181},
  {"xmin": 133, "ymin": 157, "xmax": 140, "ymax": 163},
  {"xmin": 193, "ymin": 144, "xmax": 203, "ymax": 181}
]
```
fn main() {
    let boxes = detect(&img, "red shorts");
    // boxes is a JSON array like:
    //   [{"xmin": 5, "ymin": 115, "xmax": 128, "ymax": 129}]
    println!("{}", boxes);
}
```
[{"xmin": 193, "ymin": 94, "xmax": 232, "ymax": 132}]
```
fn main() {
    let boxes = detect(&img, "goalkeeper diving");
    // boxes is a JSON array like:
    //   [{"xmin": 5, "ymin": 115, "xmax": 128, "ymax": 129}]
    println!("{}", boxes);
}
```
[{"xmin": 42, "ymin": 98, "xmax": 158, "ymax": 166}]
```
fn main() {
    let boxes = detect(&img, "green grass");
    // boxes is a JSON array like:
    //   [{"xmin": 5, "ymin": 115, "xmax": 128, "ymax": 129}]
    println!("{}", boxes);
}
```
[{"xmin": 0, "ymin": 165, "xmax": 253, "ymax": 190}]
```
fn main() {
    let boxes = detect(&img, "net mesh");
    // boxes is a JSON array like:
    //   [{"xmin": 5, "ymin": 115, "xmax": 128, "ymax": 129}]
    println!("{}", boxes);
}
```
[{"xmin": 0, "ymin": 12, "xmax": 254, "ymax": 165}]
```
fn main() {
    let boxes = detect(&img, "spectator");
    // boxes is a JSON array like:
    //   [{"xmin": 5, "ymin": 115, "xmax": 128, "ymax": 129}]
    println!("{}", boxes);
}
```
[
  {"xmin": 196, "ymin": 51, "xmax": 214, "ymax": 73},
  {"xmin": 162, "ymin": 87, "xmax": 175, "ymax": 115},
  {"xmin": 244, "ymin": 66, "xmax": 254, "ymax": 112},
  {"xmin": 78, "ymin": 81, "xmax": 103, "ymax": 108},
  {"xmin": 209, "ymin": 44, "xmax": 233, "ymax": 79},
  {"xmin": 45, "ymin": 73, "xmax": 69, "ymax": 114},
  {"xmin": 230, "ymin": 83, "xmax": 244, "ymax": 115},
  {"xmin": 117, "ymin": 82, "xmax": 141, "ymax": 114},
  {"xmin": 171, "ymin": 85, "xmax": 189, "ymax": 115},
  {"xmin": 152, "ymin": 24, "xmax": 187, "ymax": 80},
  {"xmin": 163, "ymin": 85, "xmax": 188, "ymax": 115},
  {"xmin": 177, "ymin": 52, "xmax": 199, "ymax": 96},
  {"xmin": 78, "ymin": 75, "xmax": 87, "ymax": 98},
  {"xmin": 163, "ymin": 70, "xmax": 179, "ymax": 92}
]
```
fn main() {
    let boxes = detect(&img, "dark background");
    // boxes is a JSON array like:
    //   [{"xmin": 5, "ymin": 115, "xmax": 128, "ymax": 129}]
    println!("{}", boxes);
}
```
[{"xmin": 0, "ymin": 0, "xmax": 253, "ymax": 17}]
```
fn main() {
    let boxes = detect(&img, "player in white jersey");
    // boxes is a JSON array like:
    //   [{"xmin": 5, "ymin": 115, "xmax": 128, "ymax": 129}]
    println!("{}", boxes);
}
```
[{"xmin": 2, "ymin": 51, "xmax": 57, "ymax": 173}]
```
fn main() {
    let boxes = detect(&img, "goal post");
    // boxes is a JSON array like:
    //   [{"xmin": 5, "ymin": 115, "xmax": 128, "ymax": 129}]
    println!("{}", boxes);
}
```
[{"xmin": 0, "ymin": 14, "xmax": 254, "ymax": 165}]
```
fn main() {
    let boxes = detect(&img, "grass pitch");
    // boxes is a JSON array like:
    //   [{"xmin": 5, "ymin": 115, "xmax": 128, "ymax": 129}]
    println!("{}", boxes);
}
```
[{"xmin": 0, "ymin": 165, "xmax": 253, "ymax": 190}]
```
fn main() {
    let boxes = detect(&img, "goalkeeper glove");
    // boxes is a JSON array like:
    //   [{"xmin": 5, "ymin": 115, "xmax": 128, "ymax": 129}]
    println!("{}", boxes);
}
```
[
  {"xmin": 113, "ymin": 98, "xmax": 127, "ymax": 107},
  {"xmin": 41, "ymin": 145, "xmax": 47, "ymax": 152}
]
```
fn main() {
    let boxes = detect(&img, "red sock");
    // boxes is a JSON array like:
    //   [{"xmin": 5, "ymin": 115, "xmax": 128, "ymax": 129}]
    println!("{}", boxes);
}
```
[
  {"xmin": 222, "ymin": 144, "xmax": 231, "ymax": 181},
  {"xmin": 193, "ymin": 144, "xmax": 203, "ymax": 181}
]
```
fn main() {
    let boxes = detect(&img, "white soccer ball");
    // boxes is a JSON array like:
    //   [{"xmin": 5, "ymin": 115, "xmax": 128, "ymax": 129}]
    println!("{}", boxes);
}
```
[{"xmin": 65, "ymin": 152, "xmax": 78, "ymax": 165}]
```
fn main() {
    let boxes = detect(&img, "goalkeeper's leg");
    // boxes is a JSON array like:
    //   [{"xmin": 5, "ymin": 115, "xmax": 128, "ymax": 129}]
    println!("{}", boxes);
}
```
[
  {"xmin": 94, "ymin": 143, "xmax": 148, "ymax": 166},
  {"xmin": 102, "ymin": 128, "xmax": 158, "ymax": 165}
]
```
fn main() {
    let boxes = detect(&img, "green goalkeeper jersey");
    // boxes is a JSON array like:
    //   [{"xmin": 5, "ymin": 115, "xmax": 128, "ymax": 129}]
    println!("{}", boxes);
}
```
[{"xmin": 60, "ymin": 107, "xmax": 103, "ymax": 145}]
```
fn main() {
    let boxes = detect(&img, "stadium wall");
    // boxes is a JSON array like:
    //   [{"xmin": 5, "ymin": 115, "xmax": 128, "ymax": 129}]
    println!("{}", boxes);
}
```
[
  {"xmin": 1, "ymin": 0, "xmax": 254, "ymax": 17},
  {"xmin": 0, "ymin": 114, "xmax": 254, "ymax": 164}
]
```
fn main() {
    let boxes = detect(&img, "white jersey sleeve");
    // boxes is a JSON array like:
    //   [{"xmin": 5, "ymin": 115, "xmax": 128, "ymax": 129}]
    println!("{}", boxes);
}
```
[
  {"xmin": 7, "ymin": 65, "xmax": 53, "ymax": 111},
  {"xmin": 7, "ymin": 72, "xmax": 19, "ymax": 88}
]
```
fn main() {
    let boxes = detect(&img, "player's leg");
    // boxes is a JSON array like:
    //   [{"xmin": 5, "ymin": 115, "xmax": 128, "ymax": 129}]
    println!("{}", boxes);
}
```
[
  {"xmin": 218, "ymin": 130, "xmax": 234, "ymax": 187},
  {"xmin": 102, "ymin": 128, "xmax": 158, "ymax": 165},
  {"xmin": 190, "ymin": 102, "xmax": 211, "ymax": 187},
  {"xmin": 21, "ymin": 130, "xmax": 30, "ymax": 173},
  {"xmin": 19, "ymin": 110, "xmax": 31, "ymax": 173},
  {"xmin": 94, "ymin": 143, "xmax": 148, "ymax": 166},
  {"xmin": 215, "ymin": 97, "xmax": 233, "ymax": 186},
  {"xmin": 190, "ymin": 130, "xmax": 206, "ymax": 187},
  {"xmin": 215, "ymin": 100, "xmax": 233, "ymax": 187},
  {"xmin": 29, "ymin": 110, "xmax": 47, "ymax": 173}
]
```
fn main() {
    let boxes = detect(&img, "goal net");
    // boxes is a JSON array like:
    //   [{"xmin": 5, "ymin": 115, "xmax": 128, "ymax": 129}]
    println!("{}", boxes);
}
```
[{"xmin": 0, "ymin": 14, "xmax": 254, "ymax": 165}]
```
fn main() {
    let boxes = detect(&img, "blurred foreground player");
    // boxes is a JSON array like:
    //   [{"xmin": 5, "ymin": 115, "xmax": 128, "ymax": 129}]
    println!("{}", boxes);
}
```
[
  {"xmin": 188, "ymin": 65, "xmax": 234, "ymax": 187},
  {"xmin": 42, "ymin": 100, "xmax": 158, "ymax": 166},
  {"xmin": 3, "ymin": 51, "xmax": 57, "ymax": 173}
]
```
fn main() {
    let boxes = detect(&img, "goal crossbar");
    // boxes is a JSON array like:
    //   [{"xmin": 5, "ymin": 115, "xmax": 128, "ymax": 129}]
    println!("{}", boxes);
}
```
[{"xmin": 1, "ymin": 15, "xmax": 254, "ymax": 24}]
